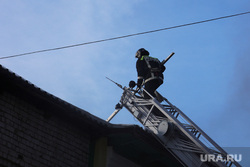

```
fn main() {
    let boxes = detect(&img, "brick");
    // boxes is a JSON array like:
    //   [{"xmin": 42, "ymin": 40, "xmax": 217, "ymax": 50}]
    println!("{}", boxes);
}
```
[{"xmin": 0, "ymin": 92, "xmax": 90, "ymax": 167}]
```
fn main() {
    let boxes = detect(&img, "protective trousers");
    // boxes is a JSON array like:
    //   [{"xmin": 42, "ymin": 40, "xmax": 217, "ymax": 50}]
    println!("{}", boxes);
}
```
[{"xmin": 143, "ymin": 79, "xmax": 163, "ymax": 99}]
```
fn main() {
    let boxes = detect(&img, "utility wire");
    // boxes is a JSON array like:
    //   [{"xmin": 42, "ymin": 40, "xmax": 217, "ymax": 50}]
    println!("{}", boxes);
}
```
[{"xmin": 1, "ymin": 11, "xmax": 250, "ymax": 60}]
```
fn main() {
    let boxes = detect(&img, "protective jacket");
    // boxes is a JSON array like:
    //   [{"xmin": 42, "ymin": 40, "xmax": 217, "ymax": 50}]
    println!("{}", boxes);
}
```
[{"xmin": 136, "ymin": 55, "xmax": 165, "ymax": 87}]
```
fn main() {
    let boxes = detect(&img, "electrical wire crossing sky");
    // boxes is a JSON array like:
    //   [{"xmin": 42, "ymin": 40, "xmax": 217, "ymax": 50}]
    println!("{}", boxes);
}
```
[{"xmin": 0, "ymin": 11, "xmax": 249, "ymax": 60}]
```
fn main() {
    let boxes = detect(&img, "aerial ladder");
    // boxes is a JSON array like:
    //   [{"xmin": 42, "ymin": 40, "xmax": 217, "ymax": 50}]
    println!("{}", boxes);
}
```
[{"xmin": 106, "ymin": 53, "xmax": 241, "ymax": 167}]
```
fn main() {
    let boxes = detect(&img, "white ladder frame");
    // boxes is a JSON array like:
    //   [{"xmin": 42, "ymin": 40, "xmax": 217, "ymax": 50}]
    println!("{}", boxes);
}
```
[{"xmin": 107, "ymin": 87, "xmax": 241, "ymax": 167}]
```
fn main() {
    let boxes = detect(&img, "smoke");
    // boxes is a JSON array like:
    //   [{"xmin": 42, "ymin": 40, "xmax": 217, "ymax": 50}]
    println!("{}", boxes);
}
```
[
  {"xmin": 228, "ymin": 52, "xmax": 250, "ymax": 117},
  {"xmin": 231, "ymin": 54, "xmax": 250, "ymax": 112},
  {"xmin": 210, "ymin": 23, "xmax": 250, "ymax": 146},
  {"xmin": 224, "ymin": 46, "xmax": 250, "ymax": 144},
  {"xmin": 208, "ymin": 50, "xmax": 250, "ymax": 147},
  {"xmin": 227, "ymin": 24, "xmax": 250, "ymax": 119}
]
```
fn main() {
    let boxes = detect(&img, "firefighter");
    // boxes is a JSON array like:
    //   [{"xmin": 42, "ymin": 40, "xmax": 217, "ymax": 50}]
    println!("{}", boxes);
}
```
[{"xmin": 135, "ymin": 48, "xmax": 166, "ymax": 99}]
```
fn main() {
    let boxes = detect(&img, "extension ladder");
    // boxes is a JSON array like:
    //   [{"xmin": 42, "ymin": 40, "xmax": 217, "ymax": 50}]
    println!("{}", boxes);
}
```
[{"xmin": 107, "ymin": 84, "xmax": 241, "ymax": 167}]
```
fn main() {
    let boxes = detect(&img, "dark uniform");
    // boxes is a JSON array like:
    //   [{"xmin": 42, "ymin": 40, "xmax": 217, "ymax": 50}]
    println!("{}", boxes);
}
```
[{"xmin": 136, "ymin": 48, "xmax": 165, "ymax": 99}]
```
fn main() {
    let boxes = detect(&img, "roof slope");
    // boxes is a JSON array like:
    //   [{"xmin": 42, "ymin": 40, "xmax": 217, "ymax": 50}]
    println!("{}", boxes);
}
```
[{"xmin": 0, "ymin": 64, "xmax": 183, "ymax": 166}]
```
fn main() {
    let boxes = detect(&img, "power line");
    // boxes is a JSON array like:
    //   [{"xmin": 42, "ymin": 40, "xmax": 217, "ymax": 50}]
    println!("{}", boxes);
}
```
[{"xmin": 1, "ymin": 11, "xmax": 250, "ymax": 60}]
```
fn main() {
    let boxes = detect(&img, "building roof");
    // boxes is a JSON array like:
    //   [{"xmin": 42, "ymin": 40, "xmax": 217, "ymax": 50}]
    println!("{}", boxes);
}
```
[{"xmin": 0, "ymin": 64, "xmax": 183, "ymax": 166}]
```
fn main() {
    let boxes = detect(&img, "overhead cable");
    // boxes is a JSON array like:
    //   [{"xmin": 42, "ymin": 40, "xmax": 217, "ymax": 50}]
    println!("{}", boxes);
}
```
[{"xmin": 1, "ymin": 11, "xmax": 250, "ymax": 60}]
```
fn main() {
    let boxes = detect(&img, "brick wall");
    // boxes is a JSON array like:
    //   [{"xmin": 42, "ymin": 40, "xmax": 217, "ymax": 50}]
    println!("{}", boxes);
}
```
[{"xmin": 0, "ymin": 91, "xmax": 90, "ymax": 167}]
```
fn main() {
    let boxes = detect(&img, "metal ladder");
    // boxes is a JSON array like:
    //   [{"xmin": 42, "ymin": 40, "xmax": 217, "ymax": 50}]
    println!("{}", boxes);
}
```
[{"xmin": 106, "ymin": 85, "xmax": 241, "ymax": 167}]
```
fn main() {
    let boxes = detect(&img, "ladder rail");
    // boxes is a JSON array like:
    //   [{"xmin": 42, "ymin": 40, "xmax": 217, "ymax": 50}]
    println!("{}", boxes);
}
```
[
  {"xmin": 121, "ymin": 89, "xmax": 212, "ymax": 166},
  {"xmin": 151, "ymin": 98, "xmax": 216, "ymax": 154},
  {"xmin": 154, "ymin": 93, "xmax": 241, "ymax": 167},
  {"xmin": 162, "ymin": 95, "xmax": 228, "ymax": 156},
  {"xmin": 110, "ymin": 87, "xmax": 241, "ymax": 167}
]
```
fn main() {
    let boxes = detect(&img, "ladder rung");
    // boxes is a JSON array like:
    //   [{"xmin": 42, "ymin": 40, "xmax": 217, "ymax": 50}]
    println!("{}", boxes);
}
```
[
  {"xmin": 197, "ymin": 133, "xmax": 201, "ymax": 139},
  {"xmin": 182, "ymin": 123, "xmax": 193, "ymax": 129},
  {"xmin": 144, "ymin": 124, "xmax": 159, "ymax": 127},
  {"xmin": 151, "ymin": 120, "xmax": 161, "ymax": 123}
]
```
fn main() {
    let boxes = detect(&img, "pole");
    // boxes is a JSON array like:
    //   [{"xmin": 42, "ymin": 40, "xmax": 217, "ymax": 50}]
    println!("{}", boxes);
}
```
[
  {"xmin": 161, "ymin": 52, "xmax": 175, "ymax": 65},
  {"xmin": 106, "ymin": 109, "xmax": 121, "ymax": 122},
  {"xmin": 106, "ymin": 77, "xmax": 123, "ymax": 89}
]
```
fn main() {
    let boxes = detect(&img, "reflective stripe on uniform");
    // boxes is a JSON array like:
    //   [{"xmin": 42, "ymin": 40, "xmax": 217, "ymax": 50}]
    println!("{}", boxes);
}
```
[
  {"xmin": 138, "ymin": 76, "xmax": 144, "ymax": 79},
  {"xmin": 145, "ymin": 77, "xmax": 163, "ymax": 84}
]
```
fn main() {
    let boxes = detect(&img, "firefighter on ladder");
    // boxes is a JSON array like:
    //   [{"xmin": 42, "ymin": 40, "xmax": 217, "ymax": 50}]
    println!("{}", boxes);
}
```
[{"xmin": 134, "ymin": 48, "xmax": 166, "ymax": 99}]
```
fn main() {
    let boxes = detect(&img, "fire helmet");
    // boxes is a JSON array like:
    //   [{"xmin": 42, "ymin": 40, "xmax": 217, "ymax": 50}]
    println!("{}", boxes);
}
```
[{"xmin": 135, "ymin": 48, "xmax": 149, "ymax": 58}]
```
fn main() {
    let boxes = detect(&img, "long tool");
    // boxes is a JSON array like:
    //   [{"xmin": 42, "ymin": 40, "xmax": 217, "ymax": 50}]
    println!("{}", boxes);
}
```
[
  {"xmin": 161, "ymin": 52, "xmax": 175, "ymax": 65},
  {"xmin": 106, "ymin": 77, "xmax": 123, "ymax": 89}
]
